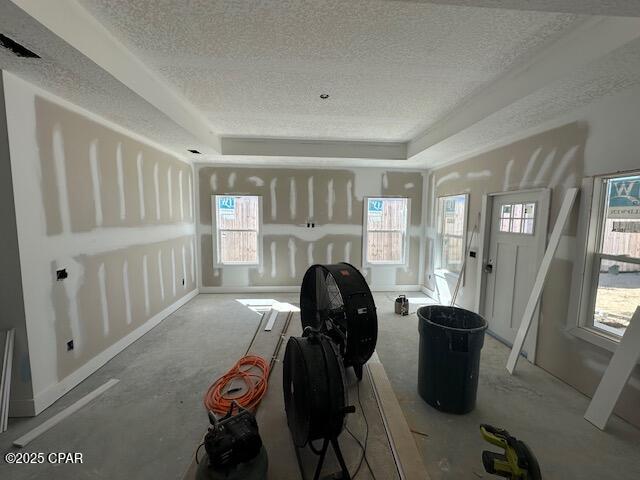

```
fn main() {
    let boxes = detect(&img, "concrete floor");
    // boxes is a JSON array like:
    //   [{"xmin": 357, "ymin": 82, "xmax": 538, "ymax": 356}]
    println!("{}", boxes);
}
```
[
  {"xmin": 1, "ymin": 292, "xmax": 639, "ymax": 479},
  {"xmin": 373, "ymin": 293, "xmax": 640, "ymax": 480}
]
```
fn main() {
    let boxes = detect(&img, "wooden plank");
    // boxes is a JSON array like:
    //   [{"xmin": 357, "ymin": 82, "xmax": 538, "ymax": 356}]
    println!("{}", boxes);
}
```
[
  {"xmin": 0, "ymin": 330, "xmax": 8, "ymax": 431},
  {"xmin": 1, "ymin": 329, "xmax": 15, "ymax": 433},
  {"xmin": 368, "ymin": 356, "xmax": 430, "ymax": 480},
  {"xmin": 584, "ymin": 306, "xmax": 640, "ymax": 430},
  {"xmin": 264, "ymin": 308, "xmax": 278, "ymax": 331},
  {"xmin": 506, "ymin": 187, "xmax": 578, "ymax": 374},
  {"xmin": 255, "ymin": 317, "xmax": 301, "ymax": 480},
  {"xmin": 13, "ymin": 379, "xmax": 119, "ymax": 447},
  {"xmin": 3, "ymin": 331, "xmax": 14, "ymax": 431}
]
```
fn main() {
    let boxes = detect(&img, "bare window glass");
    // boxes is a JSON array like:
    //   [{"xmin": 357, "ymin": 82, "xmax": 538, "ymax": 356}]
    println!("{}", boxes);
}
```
[
  {"xmin": 365, "ymin": 198, "xmax": 408, "ymax": 264},
  {"xmin": 590, "ymin": 174, "xmax": 640, "ymax": 337},
  {"xmin": 499, "ymin": 202, "xmax": 536, "ymax": 235},
  {"xmin": 215, "ymin": 195, "xmax": 260, "ymax": 264}
]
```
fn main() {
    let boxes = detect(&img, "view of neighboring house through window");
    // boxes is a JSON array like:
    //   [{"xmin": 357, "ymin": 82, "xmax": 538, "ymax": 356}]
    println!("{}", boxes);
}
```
[
  {"xmin": 590, "ymin": 173, "xmax": 640, "ymax": 337},
  {"xmin": 214, "ymin": 195, "xmax": 261, "ymax": 265},
  {"xmin": 436, "ymin": 194, "xmax": 468, "ymax": 275},
  {"xmin": 364, "ymin": 197, "xmax": 409, "ymax": 264}
]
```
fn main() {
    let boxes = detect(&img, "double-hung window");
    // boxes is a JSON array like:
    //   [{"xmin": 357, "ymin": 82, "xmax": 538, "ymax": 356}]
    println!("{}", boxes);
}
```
[
  {"xmin": 585, "ymin": 173, "xmax": 640, "ymax": 339},
  {"xmin": 364, "ymin": 197, "xmax": 409, "ymax": 265},
  {"xmin": 213, "ymin": 195, "xmax": 261, "ymax": 265}
]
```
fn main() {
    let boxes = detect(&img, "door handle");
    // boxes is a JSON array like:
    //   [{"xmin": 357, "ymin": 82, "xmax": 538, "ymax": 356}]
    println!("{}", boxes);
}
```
[{"xmin": 484, "ymin": 263, "xmax": 493, "ymax": 273}]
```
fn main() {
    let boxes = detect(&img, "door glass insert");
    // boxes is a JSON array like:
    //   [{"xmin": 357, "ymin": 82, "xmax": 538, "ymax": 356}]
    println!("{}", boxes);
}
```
[{"xmin": 499, "ymin": 202, "xmax": 536, "ymax": 235}]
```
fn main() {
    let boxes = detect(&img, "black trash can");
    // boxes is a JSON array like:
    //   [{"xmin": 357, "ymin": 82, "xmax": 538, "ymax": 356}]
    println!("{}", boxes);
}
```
[{"xmin": 417, "ymin": 305, "xmax": 487, "ymax": 414}]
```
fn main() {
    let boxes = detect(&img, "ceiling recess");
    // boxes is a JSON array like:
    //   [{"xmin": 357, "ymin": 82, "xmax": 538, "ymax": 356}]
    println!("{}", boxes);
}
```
[
  {"xmin": 0, "ymin": 33, "xmax": 40, "ymax": 58},
  {"xmin": 187, "ymin": 149, "xmax": 201, "ymax": 154}
]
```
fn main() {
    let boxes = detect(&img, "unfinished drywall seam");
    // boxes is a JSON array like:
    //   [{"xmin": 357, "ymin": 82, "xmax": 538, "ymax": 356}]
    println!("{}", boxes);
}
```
[
  {"xmin": 89, "ymin": 140, "xmax": 103, "ymax": 226},
  {"xmin": 290, "ymin": 178, "xmax": 296, "ymax": 220},
  {"xmin": 116, "ymin": 142, "xmax": 126, "ymax": 220},
  {"xmin": 122, "ymin": 260, "xmax": 132, "ymax": 325},
  {"xmin": 136, "ymin": 152, "xmax": 145, "ymax": 220}
]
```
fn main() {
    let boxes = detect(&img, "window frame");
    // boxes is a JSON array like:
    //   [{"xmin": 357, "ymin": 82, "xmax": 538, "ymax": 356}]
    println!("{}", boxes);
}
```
[
  {"xmin": 211, "ymin": 194, "xmax": 263, "ymax": 267},
  {"xmin": 434, "ymin": 193, "xmax": 469, "ymax": 281},
  {"xmin": 573, "ymin": 171, "xmax": 640, "ymax": 349},
  {"xmin": 362, "ymin": 196, "xmax": 410, "ymax": 266}
]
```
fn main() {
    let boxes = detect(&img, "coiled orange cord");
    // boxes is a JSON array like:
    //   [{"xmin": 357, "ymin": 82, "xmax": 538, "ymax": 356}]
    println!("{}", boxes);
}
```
[{"xmin": 203, "ymin": 355, "xmax": 269, "ymax": 415}]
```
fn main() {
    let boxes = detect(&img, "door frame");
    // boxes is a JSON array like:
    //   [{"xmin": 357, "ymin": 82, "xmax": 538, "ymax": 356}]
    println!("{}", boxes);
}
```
[{"xmin": 473, "ymin": 188, "xmax": 551, "ymax": 364}]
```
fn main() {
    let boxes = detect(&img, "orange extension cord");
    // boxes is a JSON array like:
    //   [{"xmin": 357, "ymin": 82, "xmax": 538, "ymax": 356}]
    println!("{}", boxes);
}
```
[{"xmin": 203, "ymin": 355, "xmax": 269, "ymax": 415}]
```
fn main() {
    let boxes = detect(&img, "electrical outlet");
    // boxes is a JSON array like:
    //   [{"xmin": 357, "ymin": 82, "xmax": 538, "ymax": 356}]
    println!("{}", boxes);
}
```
[
  {"xmin": 66, "ymin": 340, "xmax": 74, "ymax": 351},
  {"xmin": 56, "ymin": 268, "xmax": 68, "ymax": 281}
]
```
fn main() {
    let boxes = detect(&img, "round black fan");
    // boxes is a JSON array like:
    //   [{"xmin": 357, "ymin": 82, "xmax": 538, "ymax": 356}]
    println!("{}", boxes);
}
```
[
  {"xmin": 282, "ymin": 330, "xmax": 355, "ymax": 479},
  {"xmin": 282, "ymin": 333, "xmax": 349, "ymax": 447},
  {"xmin": 299, "ymin": 262, "xmax": 377, "ymax": 380}
]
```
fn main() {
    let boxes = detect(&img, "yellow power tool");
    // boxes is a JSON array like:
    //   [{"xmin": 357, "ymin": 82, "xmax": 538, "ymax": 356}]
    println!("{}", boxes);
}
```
[{"xmin": 480, "ymin": 424, "xmax": 542, "ymax": 480}]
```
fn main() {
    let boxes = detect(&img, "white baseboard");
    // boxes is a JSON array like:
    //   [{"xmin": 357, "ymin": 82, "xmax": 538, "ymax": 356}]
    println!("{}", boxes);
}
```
[{"xmin": 22, "ymin": 289, "xmax": 198, "ymax": 417}]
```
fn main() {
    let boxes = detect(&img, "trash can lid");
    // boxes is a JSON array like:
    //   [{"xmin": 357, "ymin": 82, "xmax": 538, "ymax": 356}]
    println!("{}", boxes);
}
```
[{"xmin": 417, "ymin": 305, "xmax": 487, "ymax": 333}]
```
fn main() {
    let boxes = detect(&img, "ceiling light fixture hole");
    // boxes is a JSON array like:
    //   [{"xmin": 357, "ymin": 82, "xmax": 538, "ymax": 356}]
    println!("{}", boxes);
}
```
[{"xmin": 319, "ymin": 94, "xmax": 330, "ymax": 99}]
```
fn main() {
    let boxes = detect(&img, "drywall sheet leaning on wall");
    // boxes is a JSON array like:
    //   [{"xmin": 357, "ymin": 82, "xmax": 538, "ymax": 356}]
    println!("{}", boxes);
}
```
[
  {"xmin": 197, "ymin": 166, "xmax": 425, "ymax": 291},
  {"xmin": 3, "ymin": 72, "xmax": 197, "ymax": 416}
]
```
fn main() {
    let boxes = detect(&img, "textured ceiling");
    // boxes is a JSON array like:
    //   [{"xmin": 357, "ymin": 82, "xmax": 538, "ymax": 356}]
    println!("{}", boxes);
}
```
[
  {"xmin": 0, "ymin": 0, "xmax": 206, "ymax": 157},
  {"xmin": 397, "ymin": 1, "xmax": 640, "ymax": 17},
  {"xmin": 78, "ymin": 0, "xmax": 583, "ymax": 142},
  {"xmin": 2, "ymin": 0, "xmax": 640, "ymax": 168},
  {"xmin": 415, "ymin": 36, "xmax": 640, "ymax": 167}
]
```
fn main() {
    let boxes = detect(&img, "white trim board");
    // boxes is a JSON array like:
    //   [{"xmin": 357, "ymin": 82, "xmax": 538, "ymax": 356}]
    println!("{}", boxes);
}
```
[
  {"xmin": 14, "ymin": 379, "xmax": 119, "ymax": 447},
  {"xmin": 584, "ymin": 307, "xmax": 640, "ymax": 430},
  {"xmin": 1, "ymin": 329, "xmax": 15, "ymax": 432},
  {"xmin": 18, "ymin": 289, "xmax": 197, "ymax": 417}
]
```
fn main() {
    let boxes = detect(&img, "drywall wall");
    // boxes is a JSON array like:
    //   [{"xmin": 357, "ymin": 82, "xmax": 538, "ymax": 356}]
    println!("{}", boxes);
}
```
[
  {"xmin": 196, "ymin": 166, "xmax": 424, "ymax": 291},
  {"xmin": 424, "ymin": 84, "xmax": 640, "ymax": 427},
  {"xmin": 3, "ymin": 72, "xmax": 197, "ymax": 416},
  {"xmin": 0, "ymin": 72, "xmax": 33, "ymax": 408}
]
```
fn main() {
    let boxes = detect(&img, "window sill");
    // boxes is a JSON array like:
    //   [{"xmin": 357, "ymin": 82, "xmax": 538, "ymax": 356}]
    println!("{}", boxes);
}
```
[{"xmin": 569, "ymin": 326, "xmax": 620, "ymax": 353}]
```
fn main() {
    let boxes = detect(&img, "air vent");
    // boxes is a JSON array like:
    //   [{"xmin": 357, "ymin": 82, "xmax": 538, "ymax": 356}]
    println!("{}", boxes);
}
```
[
  {"xmin": 187, "ymin": 149, "xmax": 201, "ymax": 154},
  {"xmin": 0, "ymin": 34, "xmax": 40, "ymax": 58}
]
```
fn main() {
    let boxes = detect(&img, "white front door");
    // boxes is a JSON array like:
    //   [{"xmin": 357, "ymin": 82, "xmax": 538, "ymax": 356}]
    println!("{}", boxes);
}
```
[{"xmin": 482, "ymin": 190, "xmax": 549, "ymax": 352}]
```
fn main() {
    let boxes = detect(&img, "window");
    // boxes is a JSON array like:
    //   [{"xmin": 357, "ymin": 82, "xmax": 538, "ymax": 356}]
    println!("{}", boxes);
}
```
[
  {"xmin": 213, "ymin": 195, "xmax": 261, "ymax": 265},
  {"xmin": 436, "ymin": 194, "xmax": 468, "ymax": 275},
  {"xmin": 587, "ymin": 173, "xmax": 640, "ymax": 338},
  {"xmin": 499, "ymin": 202, "xmax": 536, "ymax": 234},
  {"xmin": 364, "ymin": 197, "xmax": 409, "ymax": 264}
]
